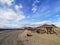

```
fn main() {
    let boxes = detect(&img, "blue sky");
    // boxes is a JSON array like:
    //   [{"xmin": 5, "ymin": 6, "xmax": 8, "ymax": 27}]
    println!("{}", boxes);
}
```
[{"xmin": 0, "ymin": 0, "xmax": 60, "ymax": 28}]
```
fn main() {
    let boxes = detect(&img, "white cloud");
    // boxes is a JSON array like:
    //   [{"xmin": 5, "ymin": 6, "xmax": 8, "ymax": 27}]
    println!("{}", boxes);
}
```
[
  {"xmin": 0, "ymin": 8, "xmax": 25, "ymax": 21},
  {"xmin": 0, "ymin": 23, "xmax": 23, "ymax": 28},
  {"xmin": 0, "ymin": 23, "xmax": 8, "ymax": 28},
  {"xmin": 0, "ymin": 0, "xmax": 14, "ymax": 6},
  {"xmin": 32, "ymin": 0, "xmax": 40, "ymax": 6},
  {"xmin": 19, "ymin": 4, "xmax": 23, "ymax": 8},
  {"xmin": 32, "ymin": 6, "xmax": 37, "ymax": 13},
  {"xmin": 31, "ymin": 20, "xmax": 60, "ymax": 27},
  {"xmin": 53, "ymin": 22, "xmax": 60, "ymax": 27},
  {"xmin": 58, "ymin": 18, "xmax": 60, "ymax": 20},
  {"xmin": 32, "ymin": 0, "xmax": 40, "ymax": 13},
  {"xmin": 15, "ymin": 4, "xmax": 23, "ymax": 11},
  {"xmin": 0, "ymin": 7, "xmax": 26, "ymax": 28},
  {"xmin": 52, "ymin": 17, "xmax": 60, "ymax": 27},
  {"xmin": 31, "ymin": 20, "xmax": 52, "ymax": 25},
  {"xmin": 15, "ymin": 5, "xmax": 20, "ymax": 11},
  {"xmin": 0, "ymin": 0, "xmax": 25, "ymax": 28},
  {"xmin": 55, "ymin": 15, "xmax": 60, "ymax": 17}
]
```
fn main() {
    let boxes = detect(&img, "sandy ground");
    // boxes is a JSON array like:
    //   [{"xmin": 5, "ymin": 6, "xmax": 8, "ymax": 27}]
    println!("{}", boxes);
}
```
[
  {"xmin": 0, "ymin": 29, "xmax": 60, "ymax": 45},
  {"xmin": 0, "ymin": 30, "xmax": 24, "ymax": 45},
  {"xmin": 18, "ymin": 30, "xmax": 60, "ymax": 45}
]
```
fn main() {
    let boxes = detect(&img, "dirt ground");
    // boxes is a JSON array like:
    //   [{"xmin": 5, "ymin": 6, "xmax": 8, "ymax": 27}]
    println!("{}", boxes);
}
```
[
  {"xmin": 0, "ymin": 29, "xmax": 60, "ymax": 45},
  {"xmin": 0, "ymin": 30, "xmax": 24, "ymax": 45},
  {"xmin": 18, "ymin": 29, "xmax": 60, "ymax": 45}
]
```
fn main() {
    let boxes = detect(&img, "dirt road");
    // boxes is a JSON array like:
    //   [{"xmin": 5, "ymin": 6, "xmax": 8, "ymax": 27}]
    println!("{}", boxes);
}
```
[{"xmin": 0, "ymin": 30, "xmax": 23, "ymax": 45}]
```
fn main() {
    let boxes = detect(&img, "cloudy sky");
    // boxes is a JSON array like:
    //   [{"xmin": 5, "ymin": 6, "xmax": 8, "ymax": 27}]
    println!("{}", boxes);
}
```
[{"xmin": 0, "ymin": 0, "xmax": 60, "ymax": 28}]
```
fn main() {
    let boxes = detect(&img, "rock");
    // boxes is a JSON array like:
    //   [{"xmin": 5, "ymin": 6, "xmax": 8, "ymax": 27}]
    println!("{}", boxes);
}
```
[{"xmin": 27, "ymin": 33, "xmax": 32, "ymax": 37}]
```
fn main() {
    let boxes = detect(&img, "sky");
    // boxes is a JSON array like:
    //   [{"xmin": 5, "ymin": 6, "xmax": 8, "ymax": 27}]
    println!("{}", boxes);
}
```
[{"xmin": 0, "ymin": 0, "xmax": 60, "ymax": 28}]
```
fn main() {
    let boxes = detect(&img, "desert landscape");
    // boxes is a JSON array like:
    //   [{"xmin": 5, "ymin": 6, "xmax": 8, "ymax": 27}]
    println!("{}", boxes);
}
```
[
  {"xmin": 0, "ymin": 0, "xmax": 60, "ymax": 45},
  {"xmin": 0, "ymin": 24, "xmax": 60, "ymax": 45}
]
